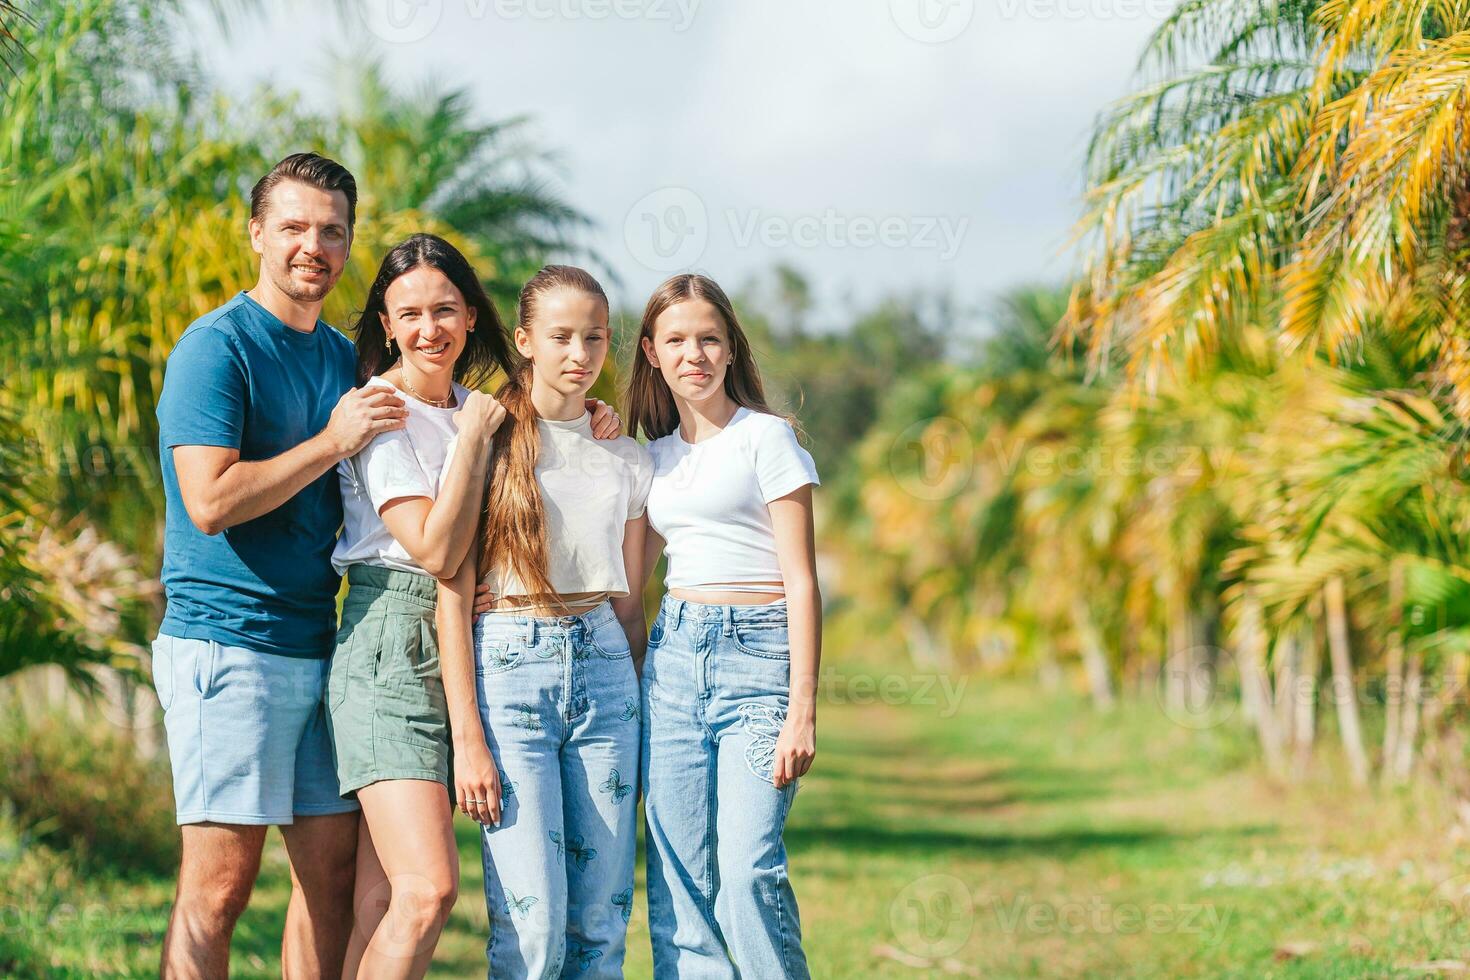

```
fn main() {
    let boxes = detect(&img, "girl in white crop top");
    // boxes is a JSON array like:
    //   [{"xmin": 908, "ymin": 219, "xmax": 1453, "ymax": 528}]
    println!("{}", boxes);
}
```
[
  {"xmin": 626, "ymin": 273, "xmax": 819, "ymax": 978},
  {"xmin": 435, "ymin": 265, "xmax": 650, "ymax": 978}
]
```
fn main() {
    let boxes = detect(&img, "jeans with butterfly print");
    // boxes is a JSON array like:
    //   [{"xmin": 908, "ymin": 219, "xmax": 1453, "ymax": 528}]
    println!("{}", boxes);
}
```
[
  {"xmin": 641, "ymin": 595, "xmax": 810, "ymax": 980},
  {"xmin": 472, "ymin": 600, "xmax": 640, "ymax": 980}
]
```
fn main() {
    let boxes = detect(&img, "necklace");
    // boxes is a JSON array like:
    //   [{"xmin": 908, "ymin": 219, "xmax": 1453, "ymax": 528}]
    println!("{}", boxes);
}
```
[{"xmin": 398, "ymin": 369, "xmax": 455, "ymax": 408}]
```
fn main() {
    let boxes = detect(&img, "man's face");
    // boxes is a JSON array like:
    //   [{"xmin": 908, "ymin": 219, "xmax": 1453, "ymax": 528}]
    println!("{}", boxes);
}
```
[{"xmin": 248, "ymin": 179, "xmax": 351, "ymax": 304}]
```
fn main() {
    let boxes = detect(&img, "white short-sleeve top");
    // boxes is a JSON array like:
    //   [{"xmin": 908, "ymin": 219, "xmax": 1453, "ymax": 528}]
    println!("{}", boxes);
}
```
[
  {"xmin": 332, "ymin": 376, "xmax": 471, "ymax": 575},
  {"xmin": 646, "ymin": 407, "xmax": 820, "ymax": 592},
  {"xmin": 481, "ymin": 411, "xmax": 654, "ymax": 599}
]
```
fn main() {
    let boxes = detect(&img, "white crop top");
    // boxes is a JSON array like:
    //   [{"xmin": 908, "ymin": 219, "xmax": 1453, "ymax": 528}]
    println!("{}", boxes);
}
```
[
  {"xmin": 478, "ymin": 411, "xmax": 654, "ymax": 599},
  {"xmin": 333, "ymin": 377, "xmax": 471, "ymax": 575},
  {"xmin": 646, "ymin": 407, "xmax": 819, "ymax": 592}
]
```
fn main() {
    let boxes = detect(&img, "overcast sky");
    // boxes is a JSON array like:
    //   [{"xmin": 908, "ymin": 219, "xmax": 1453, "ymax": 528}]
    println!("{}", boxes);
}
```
[{"xmin": 197, "ymin": 0, "xmax": 1168, "ymax": 331}]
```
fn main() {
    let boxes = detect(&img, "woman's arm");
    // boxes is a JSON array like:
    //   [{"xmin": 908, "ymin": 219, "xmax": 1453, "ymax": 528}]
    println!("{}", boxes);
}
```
[
  {"xmin": 379, "ymin": 393, "xmax": 504, "ymax": 578},
  {"xmin": 769, "ymin": 484, "xmax": 820, "ymax": 789},
  {"xmin": 613, "ymin": 514, "xmax": 649, "ymax": 675},
  {"xmin": 437, "ymin": 553, "xmax": 501, "ymax": 826}
]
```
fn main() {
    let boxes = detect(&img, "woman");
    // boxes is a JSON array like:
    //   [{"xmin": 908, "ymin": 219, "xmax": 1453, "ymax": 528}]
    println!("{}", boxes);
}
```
[
  {"xmin": 328, "ymin": 237, "xmax": 620, "ymax": 978},
  {"xmin": 437, "ymin": 264, "xmax": 652, "ymax": 979},
  {"xmin": 626, "ymin": 273, "xmax": 820, "ymax": 979}
]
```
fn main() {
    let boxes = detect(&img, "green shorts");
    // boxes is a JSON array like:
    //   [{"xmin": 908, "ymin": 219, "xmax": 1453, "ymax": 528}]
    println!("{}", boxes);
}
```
[{"xmin": 326, "ymin": 565, "xmax": 450, "ymax": 797}]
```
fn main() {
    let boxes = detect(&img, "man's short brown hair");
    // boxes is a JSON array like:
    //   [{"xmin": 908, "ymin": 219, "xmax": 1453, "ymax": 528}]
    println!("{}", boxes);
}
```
[{"xmin": 249, "ymin": 152, "xmax": 358, "ymax": 234}]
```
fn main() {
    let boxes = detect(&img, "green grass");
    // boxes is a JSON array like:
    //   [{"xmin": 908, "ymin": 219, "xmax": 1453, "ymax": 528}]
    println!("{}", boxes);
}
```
[{"xmin": 5, "ymin": 670, "xmax": 1470, "ymax": 977}]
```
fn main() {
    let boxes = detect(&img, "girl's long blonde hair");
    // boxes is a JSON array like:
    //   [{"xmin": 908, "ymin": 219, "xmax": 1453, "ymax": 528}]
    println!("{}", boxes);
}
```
[{"xmin": 478, "ymin": 265, "xmax": 609, "ymax": 602}]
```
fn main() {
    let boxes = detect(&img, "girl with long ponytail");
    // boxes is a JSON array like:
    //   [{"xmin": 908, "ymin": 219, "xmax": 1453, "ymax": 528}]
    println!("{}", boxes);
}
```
[{"xmin": 436, "ymin": 265, "xmax": 652, "ymax": 979}]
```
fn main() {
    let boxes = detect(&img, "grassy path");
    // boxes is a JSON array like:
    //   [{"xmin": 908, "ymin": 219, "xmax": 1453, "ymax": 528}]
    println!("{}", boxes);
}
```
[{"xmin": 7, "ymin": 667, "xmax": 1470, "ymax": 977}]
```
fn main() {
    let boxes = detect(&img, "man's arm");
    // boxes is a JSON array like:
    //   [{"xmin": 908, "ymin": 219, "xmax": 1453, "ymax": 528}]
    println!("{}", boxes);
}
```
[{"xmin": 174, "ymin": 387, "xmax": 407, "ymax": 535}]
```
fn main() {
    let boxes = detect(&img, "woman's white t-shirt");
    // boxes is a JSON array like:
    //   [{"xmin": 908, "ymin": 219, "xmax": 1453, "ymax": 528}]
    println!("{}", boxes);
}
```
[
  {"xmin": 332, "ymin": 377, "xmax": 471, "ymax": 575},
  {"xmin": 646, "ymin": 407, "xmax": 819, "ymax": 592}
]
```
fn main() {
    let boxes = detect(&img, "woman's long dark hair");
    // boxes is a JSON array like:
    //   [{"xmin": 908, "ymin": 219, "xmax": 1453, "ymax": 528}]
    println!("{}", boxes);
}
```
[{"xmin": 352, "ymin": 233, "xmax": 513, "ymax": 389}]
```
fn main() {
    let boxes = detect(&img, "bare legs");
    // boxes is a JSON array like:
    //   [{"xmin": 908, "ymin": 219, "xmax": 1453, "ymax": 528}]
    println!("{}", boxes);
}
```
[{"xmin": 344, "ymin": 780, "xmax": 459, "ymax": 980}]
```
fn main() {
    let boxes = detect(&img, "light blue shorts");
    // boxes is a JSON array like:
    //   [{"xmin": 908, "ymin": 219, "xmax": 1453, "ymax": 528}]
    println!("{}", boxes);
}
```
[{"xmin": 152, "ymin": 634, "xmax": 358, "ymax": 825}]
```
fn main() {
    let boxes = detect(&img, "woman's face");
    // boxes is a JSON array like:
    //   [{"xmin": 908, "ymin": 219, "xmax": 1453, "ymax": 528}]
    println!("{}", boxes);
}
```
[
  {"xmin": 643, "ymin": 299, "xmax": 730, "ymax": 403},
  {"xmin": 516, "ymin": 286, "xmax": 610, "ymax": 399},
  {"xmin": 380, "ymin": 265, "xmax": 477, "ymax": 380}
]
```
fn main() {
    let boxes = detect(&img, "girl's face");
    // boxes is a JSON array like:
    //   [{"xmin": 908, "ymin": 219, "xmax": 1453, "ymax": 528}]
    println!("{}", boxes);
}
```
[
  {"xmin": 643, "ymin": 299, "xmax": 730, "ymax": 403},
  {"xmin": 380, "ymin": 265, "xmax": 477, "ymax": 379},
  {"xmin": 516, "ymin": 286, "xmax": 610, "ymax": 399}
]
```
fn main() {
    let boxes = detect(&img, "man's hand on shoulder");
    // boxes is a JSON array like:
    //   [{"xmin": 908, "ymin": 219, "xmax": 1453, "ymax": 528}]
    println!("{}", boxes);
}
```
[{"xmin": 325, "ymin": 386, "xmax": 408, "ymax": 458}]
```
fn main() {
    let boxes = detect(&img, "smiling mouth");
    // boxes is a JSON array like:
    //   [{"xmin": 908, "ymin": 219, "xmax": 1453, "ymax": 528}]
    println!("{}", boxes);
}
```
[
  {"xmin": 420, "ymin": 343, "xmax": 449, "ymax": 355},
  {"xmin": 294, "ymin": 265, "xmax": 327, "ymax": 275}
]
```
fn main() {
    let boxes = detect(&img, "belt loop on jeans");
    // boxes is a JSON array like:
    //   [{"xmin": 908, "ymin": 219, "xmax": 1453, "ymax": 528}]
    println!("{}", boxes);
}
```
[
  {"xmin": 669, "ymin": 597, "xmax": 683, "ymax": 631},
  {"xmin": 721, "ymin": 604, "xmax": 735, "ymax": 636},
  {"xmin": 526, "ymin": 618, "xmax": 537, "ymax": 647}
]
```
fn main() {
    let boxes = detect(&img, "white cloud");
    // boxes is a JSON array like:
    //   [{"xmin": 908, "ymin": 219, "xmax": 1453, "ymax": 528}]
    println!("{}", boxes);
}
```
[{"xmin": 193, "ymin": 0, "xmax": 1166, "ymax": 321}]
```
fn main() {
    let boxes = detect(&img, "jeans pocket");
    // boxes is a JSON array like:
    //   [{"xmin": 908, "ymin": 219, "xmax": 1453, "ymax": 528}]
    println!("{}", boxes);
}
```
[
  {"xmin": 476, "ymin": 639, "xmax": 520, "ymax": 676},
  {"xmin": 732, "ymin": 623, "xmax": 790, "ymax": 661},
  {"xmin": 647, "ymin": 610, "xmax": 666, "ymax": 649},
  {"xmin": 588, "ymin": 618, "xmax": 632, "ymax": 660}
]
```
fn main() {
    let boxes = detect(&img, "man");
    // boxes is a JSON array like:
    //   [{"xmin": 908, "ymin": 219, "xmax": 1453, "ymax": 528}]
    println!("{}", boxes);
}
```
[{"xmin": 154, "ymin": 152, "xmax": 396, "ymax": 978}]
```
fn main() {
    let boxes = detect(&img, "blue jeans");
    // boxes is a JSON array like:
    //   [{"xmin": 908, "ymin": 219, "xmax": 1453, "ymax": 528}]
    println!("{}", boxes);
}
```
[
  {"xmin": 473, "ymin": 600, "xmax": 640, "ymax": 979},
  {"xmin": 640, "ymin": 595, "xmax": 810, "ymax": 979}
]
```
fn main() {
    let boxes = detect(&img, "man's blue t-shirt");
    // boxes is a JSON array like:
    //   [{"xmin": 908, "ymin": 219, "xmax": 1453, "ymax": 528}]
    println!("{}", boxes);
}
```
[{"xmin": 157, "ymin": 291, "xmax": 356, "ymax": 658}]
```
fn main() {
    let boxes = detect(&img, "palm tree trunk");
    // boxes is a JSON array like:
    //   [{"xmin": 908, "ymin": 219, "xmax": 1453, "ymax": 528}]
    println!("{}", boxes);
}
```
[
  {"xmin": 1274, "ymin": 632, "xmax": 1297, "ymax": 745},
  {"xmin": 1166, "ymin": 595, "xmax": 1191, "ymax": 718},
  {"xmin": 1381, "ymin": 560, "xmax": 1405, "ymax": 786},
  {"xmin": 1390, "ymin": 648, "xmax": 1423, "ymax": 784},
  {"xmin": 1238, "ymin": 594, "xmax": 1285, "ymax": 776},
  {"xmin": 1293, "ymin": 624, "xmax": 1318, "ymax": 777},
  {"xmin": 1071, "ymin": 599, "xmax": 1116, "ymax": 711},
  {"xmin": 1324, "ymin": 577, "xmax": 1370, "ymax": 787}
]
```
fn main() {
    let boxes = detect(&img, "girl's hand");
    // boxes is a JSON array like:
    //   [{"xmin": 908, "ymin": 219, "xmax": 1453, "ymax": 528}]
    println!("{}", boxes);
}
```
[
  {"xmin": 772, "ymin": 714, "xmax": 815, "ymax": 789},
  {"xmin": 455, "ymin": 740, "xmax": 503, "ymax": 826},
  {"xmin": 586, "ymin": 398, "xmax": 622, "ymax": 440},
  {"xmin": 455, "ymin": 390, "xmax": 507, "ymax": 438},
  {"xmin": 473, "ymin": 582, "xmax": 494, "ymax": 621}
]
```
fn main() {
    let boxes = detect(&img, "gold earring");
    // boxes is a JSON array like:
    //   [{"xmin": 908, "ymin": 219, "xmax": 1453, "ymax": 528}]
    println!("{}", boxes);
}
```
[{"xmin": 384, "ymin": 333, "xmax": 392, "ymax": 351}]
